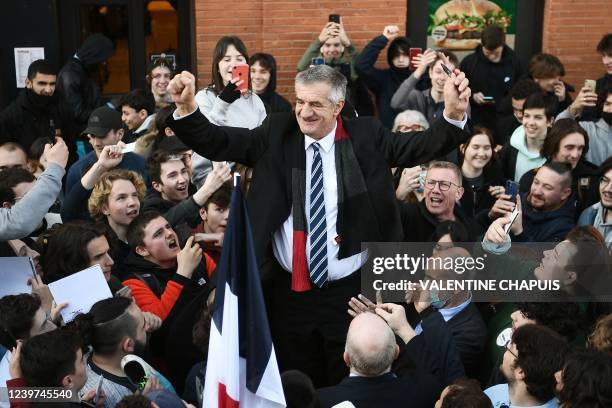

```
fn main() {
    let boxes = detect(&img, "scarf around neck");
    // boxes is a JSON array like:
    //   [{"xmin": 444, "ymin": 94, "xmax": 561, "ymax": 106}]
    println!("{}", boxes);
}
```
[{"xmin": 290, "ymin": 116, "xmax": 371, "ymax": 292}]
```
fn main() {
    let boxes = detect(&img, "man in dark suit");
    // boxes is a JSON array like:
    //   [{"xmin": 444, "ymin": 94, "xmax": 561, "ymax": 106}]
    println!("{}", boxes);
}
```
[
  {"xmin": 317, "ymin": 312, "xmax": 442, "ymax": 408},
  {"xmin": 166, "ymin": 63, "xmax": 471, "ymax": 386}
]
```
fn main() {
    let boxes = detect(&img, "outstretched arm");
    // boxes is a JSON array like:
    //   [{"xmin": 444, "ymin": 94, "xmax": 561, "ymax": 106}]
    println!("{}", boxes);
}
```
[{"xmin": 166, "ymin": 71, "xmax": 269, "ymax": 167}]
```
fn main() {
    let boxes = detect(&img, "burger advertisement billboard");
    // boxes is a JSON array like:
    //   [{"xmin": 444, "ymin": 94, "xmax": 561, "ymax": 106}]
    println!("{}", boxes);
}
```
[{"xmin": 428, "ymin": 0, "xmax": 516, "ymax": 50}]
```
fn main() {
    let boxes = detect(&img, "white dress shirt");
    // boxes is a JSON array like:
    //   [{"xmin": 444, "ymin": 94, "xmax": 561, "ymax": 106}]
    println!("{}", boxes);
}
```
[
  {"xmin": 272, "ymin": 123, "xmax": 368, "ymax": 280},
  {"xmin": 173, "ymin": 107, "xmax": 468, "ymax": 281}
]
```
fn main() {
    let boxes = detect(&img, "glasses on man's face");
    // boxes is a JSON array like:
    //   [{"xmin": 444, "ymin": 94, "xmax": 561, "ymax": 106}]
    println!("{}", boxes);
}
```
[
  {"xmin": 424, "ymin": 178, "xmax": 459, "ymax": 191},
  {"xmin": 504, "ymin": 339, "xmax": 518, "ymax": 359},
  {"xmin": 600, "ymin": 177, "xmax": 611, "ymax": 188}
]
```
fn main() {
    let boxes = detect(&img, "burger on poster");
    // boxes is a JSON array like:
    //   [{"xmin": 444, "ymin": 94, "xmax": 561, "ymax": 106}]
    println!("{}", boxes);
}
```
[{"xmin": 430, "ymin": 0, "xmax": 511, "ymax": 50}]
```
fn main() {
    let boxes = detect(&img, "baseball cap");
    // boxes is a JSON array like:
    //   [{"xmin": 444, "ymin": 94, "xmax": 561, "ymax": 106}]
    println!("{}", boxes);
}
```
[{"xmin": 82, "ymin": 106, "xmax": 122, "ymax": 138}]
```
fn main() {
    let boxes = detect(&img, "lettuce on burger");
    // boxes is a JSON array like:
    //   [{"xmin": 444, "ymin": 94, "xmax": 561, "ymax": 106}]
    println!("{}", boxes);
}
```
[{"xmin": 429, "ymin": 0, "xmax": 511, "ymax": 49}]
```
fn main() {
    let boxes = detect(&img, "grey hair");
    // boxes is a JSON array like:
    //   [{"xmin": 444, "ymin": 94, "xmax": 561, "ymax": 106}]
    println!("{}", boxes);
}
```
[
  {"xmin": 295, "ymin": 65, "xmax": 347, "ymax": 105},
  {"xmin": 392, "ymin": 109, "xmax": 430, "ymax": 132},
  {"xmin": 345, "ymin": 320, "xmax": 397, "ymax": 376},
  {"xmin": 427, "ymin": 160, "xmax": 463, "ymax": 187}
]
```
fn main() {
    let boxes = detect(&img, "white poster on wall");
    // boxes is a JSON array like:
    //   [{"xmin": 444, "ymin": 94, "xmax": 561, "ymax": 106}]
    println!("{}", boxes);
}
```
[{"xmin": 14, "ymin": 47, "xmax": 45, "ymax": 88}]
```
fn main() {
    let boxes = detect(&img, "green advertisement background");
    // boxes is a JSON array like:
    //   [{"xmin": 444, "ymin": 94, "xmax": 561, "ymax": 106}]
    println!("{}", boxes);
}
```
[{"xmin": 428, "ymin": 0, "xmax": 517, "ymax": 34}]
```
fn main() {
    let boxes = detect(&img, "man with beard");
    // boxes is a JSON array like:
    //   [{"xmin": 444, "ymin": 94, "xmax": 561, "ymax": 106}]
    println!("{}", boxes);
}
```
[
  {"xmin": 489, "ymin": 162, "xmax": 575, "ymax": 242},
  {"xmin": 484, "ymin": 324, "xmax": 568, "ymax": 408},
  {"xmin": 74, "ymin": 297, "xmax": 159, "ymax": 407},
  {"xmin": 579, "ymin": 157, "xmax": 612, "ymax": 245},
  {"xmin": 0, "ymin": 60, "xmax": 67, "ymax": 155}
]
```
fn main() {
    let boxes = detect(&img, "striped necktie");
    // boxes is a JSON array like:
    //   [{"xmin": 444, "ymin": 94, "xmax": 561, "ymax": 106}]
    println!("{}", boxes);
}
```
[{"xmin": 309, "ymin": 142, "xmax": 328, "ymax": 287}]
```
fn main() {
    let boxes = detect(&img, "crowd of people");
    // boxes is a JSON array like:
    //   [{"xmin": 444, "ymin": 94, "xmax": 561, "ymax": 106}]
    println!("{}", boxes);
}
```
[{"xmin": 0, "ymin": 17, "xmax": 611, "ymax": 408}]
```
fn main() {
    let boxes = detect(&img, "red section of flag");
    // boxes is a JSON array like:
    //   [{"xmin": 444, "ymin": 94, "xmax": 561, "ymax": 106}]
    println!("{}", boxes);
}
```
[
  {"xmin": 291, "ymin": 230, "xmax": 311, "ymax": 292},
  {"xmin": 218, "ymin": 383, "xmax": 240, "ymax": 408}
]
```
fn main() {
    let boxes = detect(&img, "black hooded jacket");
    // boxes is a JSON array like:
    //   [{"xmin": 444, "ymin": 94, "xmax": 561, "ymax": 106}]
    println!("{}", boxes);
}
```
[
  {"xmin": 0, "ymin": 89, "xmax": 64, "ymax": 151},
  {"xmin": 57, "ymin": 33, "xmax": 114, "ymax": 136},
  {"xmin": 356, "ymin": 35, "xmax": 417, "ymax": 128},
  {"xmin": 460, "ymin": 44, "xmax": 523, "ymax": 130},
  {"xmin": 255, "ymin": 58, "xmax": 292, "ymax": 114}
]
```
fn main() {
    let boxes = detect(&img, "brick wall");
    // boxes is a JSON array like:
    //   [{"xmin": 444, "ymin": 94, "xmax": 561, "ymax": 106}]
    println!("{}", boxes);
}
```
[
  {"xmin": 194, "ymin": 0, "xmax": 407, "ymax": 101},
  {"xmin": 542, "ymin": 0, "xmax": 612, "ymax": 92},
  {"xmin": 194, "ymin": 0, "xmax": 612, "ymax": 103}
]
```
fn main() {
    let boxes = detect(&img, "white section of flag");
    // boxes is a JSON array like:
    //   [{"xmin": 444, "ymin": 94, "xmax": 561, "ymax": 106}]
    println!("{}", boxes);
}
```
[{"xmin": 203, "ymin": 283, "xmax": 286, "ymax": 408}]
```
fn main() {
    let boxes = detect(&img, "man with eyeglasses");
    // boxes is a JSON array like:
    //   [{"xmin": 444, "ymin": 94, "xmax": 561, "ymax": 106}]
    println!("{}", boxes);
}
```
[
  {"xmin": 578, "ymin": 156, "xmax": 612, "ymax": 245},
  {"xmin": 401, "ymin": 161, "xmax": 482, "ymax": 242},
  {"xmin": 484, "ymin": 324, "xmax": 568, "ymax": 408}
]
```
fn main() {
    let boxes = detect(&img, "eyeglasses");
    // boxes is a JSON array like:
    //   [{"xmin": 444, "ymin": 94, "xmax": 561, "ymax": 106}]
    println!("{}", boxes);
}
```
[
  {"xmin": 424, "ymin": 178, "xmax": 460, "ymax": 191},
  {"xmin": 600, "ymin": 177, "xmax": 611, "ymax": 188},
  {"xmin": 504, "ymin": 339, "xmax": 518, "ymax": 359}
]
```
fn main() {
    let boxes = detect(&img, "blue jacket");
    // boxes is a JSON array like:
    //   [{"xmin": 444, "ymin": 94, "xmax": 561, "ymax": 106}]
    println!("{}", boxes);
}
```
[
  {"xmin": 65, "ymin": 150, "xmax": 151, "ymax": 193},
  {"xmin": 518, "ymin": 192, "xmax": 576, "ymax": 242}
]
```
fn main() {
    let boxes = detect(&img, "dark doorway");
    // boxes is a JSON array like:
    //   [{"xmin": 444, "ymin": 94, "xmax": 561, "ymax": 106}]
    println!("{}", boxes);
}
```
[{"xmin": 57, "ymin": 0, "xmax": 194, "ymax": 98}]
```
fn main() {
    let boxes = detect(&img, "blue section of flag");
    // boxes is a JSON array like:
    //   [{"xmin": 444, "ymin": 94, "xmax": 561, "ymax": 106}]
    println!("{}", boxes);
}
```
[{"xmin": 211, "ymin": 176, "xmax": 273, "ymax": 393}]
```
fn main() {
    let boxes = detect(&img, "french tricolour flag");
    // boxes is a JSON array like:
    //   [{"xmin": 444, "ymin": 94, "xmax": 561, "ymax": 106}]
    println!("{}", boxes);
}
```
[{"xmin": 203, "ymin": 174, "xmax": 286, "ymax": 408}]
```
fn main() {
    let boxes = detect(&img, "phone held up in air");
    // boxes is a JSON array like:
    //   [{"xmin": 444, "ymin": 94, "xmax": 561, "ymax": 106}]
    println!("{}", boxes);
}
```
[
  {"xmin": 311, "ymin": 57, "xmax": 325, "ymax": 66},
  {"xmin": 232, "ymin": 65, "xmax": 249, "ymax": 92},
  {"xmin": 408, "ymin": 48, "xmax": 422, "ymax": 70},
  {"xmin": 503, "ymin": 206, "xmax": 520, "ymax": 235},
  {"xmin": 584, "ymin": 79, "xmax": 596, "ymax": 93},
  {"xmin": 328, "ymin": 14, "xmax": 340, "ymax": 23},
  {"xmin": 505, "ymin": 180, "xmax": 519, "ymax": 203}
]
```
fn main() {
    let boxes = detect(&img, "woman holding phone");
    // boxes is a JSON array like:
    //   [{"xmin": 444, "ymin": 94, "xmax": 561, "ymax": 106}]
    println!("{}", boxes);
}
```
[
  {"xmin": 458, "ymin": 126, "xmax": 505, "ymax": 217},
  {"xmin": 191, "ymin": 36, "xmax": 267, "ymax": 188}
]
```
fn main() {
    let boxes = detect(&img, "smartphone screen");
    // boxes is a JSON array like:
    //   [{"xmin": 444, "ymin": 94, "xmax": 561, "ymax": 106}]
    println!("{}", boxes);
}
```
[
  {"xmin": 328, "ymin": 14, "xmax": 340, "ymax": 23},
  {"xmin": 505, "ymin": 180, "xmax": 519, "ymax": 203},
  {"xmin": 584, "ymin": 79, "xmax": 596, "ymax": 92},
  {"xmin": 232, "ymin": 65, "xmax": 249, "ymax": 92},
  {"xmin": 409, "ymin": 48, "xmax": 422, "ymax": 70},
  {"xmin": 311, "ymin": 57, "xmax": 325, "ymax": 66}
]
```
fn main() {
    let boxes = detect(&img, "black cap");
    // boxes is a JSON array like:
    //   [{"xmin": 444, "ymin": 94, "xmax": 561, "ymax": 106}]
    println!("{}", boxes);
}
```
[
  {"xmin": 158, "ymin": 136, "xmax": 188, "ymax": 153},
  {"xmin": 82, "ymin": 106, "xmax": 122, "ymax": 138}
]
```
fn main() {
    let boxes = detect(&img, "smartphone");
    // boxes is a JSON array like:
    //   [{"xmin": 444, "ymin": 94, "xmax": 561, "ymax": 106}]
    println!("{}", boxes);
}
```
[
  {"xmin": 94, "ymin": 375, "xmax": 104, "ymax": 404},
  {"xmin": 440, "ymin": 63, "xmax": 453, "ymax": 77},
  {"xmin": 416, "ymin": 165, "xmax": 427, "ymax": 193},
  {"xmin": 482, "ymin": 96, "xmax": 495, "ymax": 101},
  {"xmin": 503, "ymin": 207, "xmax": 520, "ymax": 235},
  {"xmin": 584, "ymin": 79, "xmax": 596, "ymax": 93},
  {"xmin": 232, "ymin": 65, "xmax": 249, "ymax": 92},
  {"xmin": 505, "ymin": 180, "xmax": 519, "ymax": 203},
  {"xmin": 311, "ymin": 57, "xmax": 325, "ymax": 66},
  {"xmin": 328, "ymin": 14, "xmax": 340, "ymax": 23},
  {"xmin": 409, "ymin": 48, "xmax": 422, "ymax": 70}
]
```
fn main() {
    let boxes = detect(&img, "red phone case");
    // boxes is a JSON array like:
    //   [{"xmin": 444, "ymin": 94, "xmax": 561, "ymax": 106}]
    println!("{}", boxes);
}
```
[
  {"xmin": 232, "ymin": 65, "xmax": 249, "ymax": 92},
  {"xmin": 409, "ymin": 48, "xmax": 422, "ymax": 70}
]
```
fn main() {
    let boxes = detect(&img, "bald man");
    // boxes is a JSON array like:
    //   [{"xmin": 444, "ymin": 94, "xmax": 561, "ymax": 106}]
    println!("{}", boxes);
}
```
[{"xmin": 318, "ymin": 313, "xmax": 442, "ymax": 408}]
